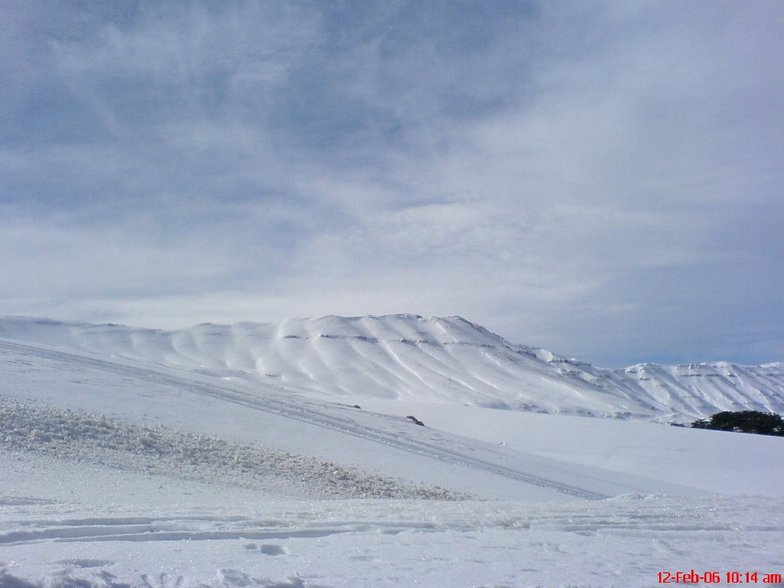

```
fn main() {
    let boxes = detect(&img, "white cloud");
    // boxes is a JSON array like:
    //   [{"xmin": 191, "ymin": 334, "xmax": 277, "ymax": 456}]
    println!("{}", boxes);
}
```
[{"xmin": 1, "ymin": 1, "xmax": 782, "ymax": 365}]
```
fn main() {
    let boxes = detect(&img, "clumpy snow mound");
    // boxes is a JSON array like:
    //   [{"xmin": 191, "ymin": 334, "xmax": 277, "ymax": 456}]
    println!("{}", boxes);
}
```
[
  {"xmin": 0, "ymin": 400, "xmax": 460, "ymax": 500},
  {"xmin": 2, "ymin": 314, "xmax": 783, "ymax": 421}
]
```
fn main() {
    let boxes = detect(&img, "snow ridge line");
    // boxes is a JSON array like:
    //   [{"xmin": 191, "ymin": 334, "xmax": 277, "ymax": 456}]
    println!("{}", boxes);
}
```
[{"xmin": 0, "ymin": 339, "xmax": 608, "ymax": 500}]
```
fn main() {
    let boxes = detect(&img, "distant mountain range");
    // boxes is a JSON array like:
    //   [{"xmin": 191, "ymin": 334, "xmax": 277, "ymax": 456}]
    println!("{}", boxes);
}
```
[{"xmin": 1, "ymin": 314, "xmax": 782, "ymax": 422}]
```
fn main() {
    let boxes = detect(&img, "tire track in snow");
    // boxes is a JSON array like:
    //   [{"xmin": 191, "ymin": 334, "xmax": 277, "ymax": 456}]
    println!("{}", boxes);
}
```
[{"xmin": 0, "ymin": 339, "xmax": 609, "ymax": 500}]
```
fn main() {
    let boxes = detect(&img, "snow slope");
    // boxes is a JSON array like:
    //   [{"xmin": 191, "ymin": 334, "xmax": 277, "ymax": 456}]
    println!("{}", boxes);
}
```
[
  {"xmin": 0, "ymin": 337, "xmax": 697, "ymax": 502},
  {"xmin": 1, "ymin": 316, "xmax": 784, "ymax": 586},
  {"xmin": 1, "ymin": 314, "xmax": 782, "ymax": 422}
]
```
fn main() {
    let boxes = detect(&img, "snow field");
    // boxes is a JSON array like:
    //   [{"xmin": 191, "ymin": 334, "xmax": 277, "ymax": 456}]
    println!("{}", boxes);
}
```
[
  {"xmin": 354, "ymin": 399, "xmax": 784, "ymax": 498},
  {"xmin": 3, "ymin": 338, "xmax": 704, "ymax": 502},
  {"xmin": 1, "ymin": 316, "xmax": 783, "ymax": 586},
  {"xmin": 1, "ymin": 491, "xmax": 782, "ymax": 587}
]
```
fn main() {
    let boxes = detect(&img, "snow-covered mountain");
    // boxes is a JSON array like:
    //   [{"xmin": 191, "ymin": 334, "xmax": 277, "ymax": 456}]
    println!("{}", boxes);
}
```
[{"xmin": 1, "ymin": 314, "xmax": 782, "ymax": 422}]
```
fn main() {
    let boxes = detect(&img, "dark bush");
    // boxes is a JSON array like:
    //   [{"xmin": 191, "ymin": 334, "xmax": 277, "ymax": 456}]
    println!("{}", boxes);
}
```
[{"xmin": 691, "ymin": 410, "xmax": 784, "ymax": 436}]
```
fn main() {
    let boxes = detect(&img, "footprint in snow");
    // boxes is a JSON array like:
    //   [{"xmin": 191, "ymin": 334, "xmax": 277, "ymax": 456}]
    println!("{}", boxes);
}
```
[
  {"xmin": 244, "ymin": 542, "xmax": 288, "ymax": 556},
  {"xmin": 56, "ymin": 558, "xmax": 115, "ymax": 568},
  {"xmin": 652, "ymin": 537, "xmax": 686, "ymax": 555},
  {"xmin": 141, "ymin": 572, "xmax": 186, "ymax": 588},
  {"xmin": 217, "ymin": 568, "xmax": 253, "ymax": 586}
]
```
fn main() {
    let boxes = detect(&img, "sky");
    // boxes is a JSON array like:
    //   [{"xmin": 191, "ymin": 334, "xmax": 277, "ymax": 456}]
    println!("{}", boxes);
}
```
[{"xmin": 1, "ymin": 0, "xmax": 783, "ymax": 367}]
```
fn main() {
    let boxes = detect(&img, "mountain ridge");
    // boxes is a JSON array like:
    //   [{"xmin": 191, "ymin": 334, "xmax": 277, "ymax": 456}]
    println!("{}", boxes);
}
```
[{"xmin": 1, "ymin": 314, "xmax": 782, "ymax": 422}]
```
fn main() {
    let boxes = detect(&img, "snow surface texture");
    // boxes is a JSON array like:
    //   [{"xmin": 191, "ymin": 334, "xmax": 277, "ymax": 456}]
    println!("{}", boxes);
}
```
[
  {"xmin": 1, "ymin": 315, "xmax": 782, "ymax": 422},
  {"xmin": 0, "ymin": 400, "xmax": 460, "ymax": 501},
  {"xmin": 1, "ymin": 315, "xmax": 783, "ymax": 586},
  {"xmin": 1, "ymin": 489, "xmax": 782, "ymax": 588}
]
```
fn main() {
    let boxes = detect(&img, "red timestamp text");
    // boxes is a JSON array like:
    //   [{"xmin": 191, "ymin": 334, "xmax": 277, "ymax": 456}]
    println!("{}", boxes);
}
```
[{"xmin": 657, "ymin": 570, "xmax": 783, "ymax": 584}]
